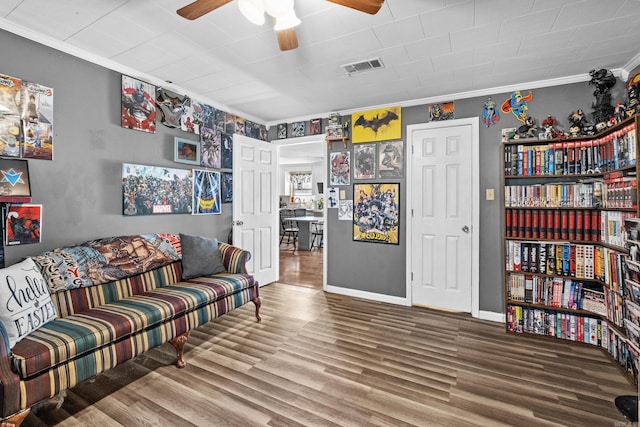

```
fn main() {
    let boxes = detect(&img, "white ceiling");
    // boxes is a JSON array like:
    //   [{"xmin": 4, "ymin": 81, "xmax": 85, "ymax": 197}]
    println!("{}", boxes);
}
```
[{"xmin": 2, "ymin": 0, "xmax": 640, "ymax": 125}]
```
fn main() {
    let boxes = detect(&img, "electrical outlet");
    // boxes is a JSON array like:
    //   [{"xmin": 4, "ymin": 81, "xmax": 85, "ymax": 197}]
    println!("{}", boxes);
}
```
[{"xmin": 486, "ymin": 188, "xmax": 495, "ymax": 201}]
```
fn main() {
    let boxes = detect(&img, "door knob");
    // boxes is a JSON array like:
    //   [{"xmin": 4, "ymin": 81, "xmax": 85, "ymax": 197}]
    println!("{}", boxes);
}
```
[
  {"xmin": 233, "ymin": 220, "xmax": 244, "ymax": 226},
  {"xmin": 462, "ymin": 225, "xmax": 470, "ymax": 233}
]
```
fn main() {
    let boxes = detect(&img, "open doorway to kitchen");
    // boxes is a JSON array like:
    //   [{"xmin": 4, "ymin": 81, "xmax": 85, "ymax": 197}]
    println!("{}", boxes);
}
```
[{"xmin": 277, "ymin": 137, "xmax": 326, "ymax": 290}]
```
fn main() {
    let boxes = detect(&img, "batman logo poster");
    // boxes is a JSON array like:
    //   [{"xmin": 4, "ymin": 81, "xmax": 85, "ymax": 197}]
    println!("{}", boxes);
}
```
[{"xmin": 351, "ymin": 106, "xmax": 402, "ymax": 143}]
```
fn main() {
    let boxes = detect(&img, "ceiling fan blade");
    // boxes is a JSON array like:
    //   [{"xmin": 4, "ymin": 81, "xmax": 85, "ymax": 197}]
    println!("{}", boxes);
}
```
[
  {"xmin": 326, "ymin": 0, "xmax": 384, "ymax": 14},
  {"xmin": 277, "ymin": 28, "xmax": 298, "ymax": 51},
  {"xmin": 177, "ymin": 0, "xmax": 233, "ymax": 20}
]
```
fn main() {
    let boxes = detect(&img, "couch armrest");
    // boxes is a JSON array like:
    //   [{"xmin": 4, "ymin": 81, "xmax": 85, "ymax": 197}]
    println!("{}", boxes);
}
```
[
  {"xmin": 218, "ymin": 242, "xmax": 251, "ymax": 274},
  {"xmin": 0, "ymin": 322, "xmax": 23, "ymax": 418}
]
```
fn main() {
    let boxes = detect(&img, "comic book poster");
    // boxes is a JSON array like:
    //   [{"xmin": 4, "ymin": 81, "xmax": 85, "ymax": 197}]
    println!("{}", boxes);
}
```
[
  {"xmin": 200, "ymin": 127, "xmax": 221, "ymax": 168},
  {"xmin": 353, "ymin": 143, "xmax": 376, "ymax": 179},
  {"xmin": 121, "ymin": 75, "xmax": 156, "ymax": 133},
  {"xmin": 193, "ymin": 169, "xmax": 221, "ymax": 215},
  {"xmin": 156, "ymin": 87, "xmax": 189, "ymax": 129},
  {"xmin": 221, "ymin": 172, "xmax": 233, "ymax": 203},
  {"xmin": 351, "ymin": 106, "xmax": 401, "ymax": 143},
  {"xmin": 6, "ymin": 204, "xmax": 41, "ymax": 245},
  {"xmin": 330, "ymin": 151, "xmax": 350, "ymax": 185},
  {"xmin": 221, "ymin": 132, "xmax": 233, "ymax": 169},
  {"xmin": 235, "ymin": 116, "xmax": 246, "ymax": 136},
  {"xmin": 310, "ymin": 118, "xmax": 322, "ymax": 135},
  {"xmin": 378, "ymin": 140, "xmax": 404, "ymax": 178},
  {"xmin": 122, "ymin": 163, "xmax": 193, "ymax": 216},
  {"xmin": 225, "ymin": 113, "xmax": 236, "ymax": 134},
  {"xmin": 338, "ymin": 200, "xmax": 353, "ymax": 220},
  {"xmin": 20, "ymin": 81, "xmax": 53, "ymax": 160},
  {"xmin": 353, "ymin": 183, "xmax": 399, "ymax": 245},
  {"xmin": 180, "ymin": 100, "xmax": 200, "ymax": 135},
  {"xmin": 0, "ymin": 75, "xmax": 22, "ymax": 158},
  {"xmin": 0, "ymin": 119, "xmax": 21, "ymax": 157},
  {"xmin": 259, "ymin": 125, "xmax": 268, "ymax": 141},
  {"xmin": 201, "ymin": 103, "xmax": 217, "ymax": 129},
  {"xmin": 428, "ymin": 101, "xmax": 455, "ymax": 121},
  {"xmin": 215, "ymin": 109, "xmax": 226, "ymax": 132}
]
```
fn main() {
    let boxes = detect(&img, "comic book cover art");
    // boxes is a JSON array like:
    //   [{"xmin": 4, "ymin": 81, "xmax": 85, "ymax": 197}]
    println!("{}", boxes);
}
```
[
  {"xmin": 221, "ymin": 172, "xmax": 233, "ymax": 203},
  {"xmin": 193, "ymin": 169, "xmax": 221, "ymax": 215},
  {"xmin": 310, "ymin": 118, "xmax": 322, "ymax": 135},
  {"xmin": 0, "ymin": 118, "xmax": 21, "ymax": 157},
  {"xmin": 156, "ymin": 87, "xmax": 188, "ymax": 129},
  {"xmin": 121, "ymin": 75, "xmax": 156, "ymax": 133},
  {"xmin": 259, "ymin": 125, "xmax": 268, "ymax": 141},
  {"xmin": 378, "ymin": 140, "xmax": 404, "ymax": 178},
  {"xmin": 221, "ymin": 132, "xmax": 233, "ymax": 169},
  {"xmin": 20, "ymin": 81, "xmax": 53, "ymax": 124},
  {"xmin": 428, "ymin": 101, "xmax": 455, "ymax": 121},
  {"xmin": 354, "ymin": 143, "xmax": 376, "ymax": 179},
  {"xmin": 201, "ymin": 103, "xmax": 217, "ymax": 129},
  {"xmin": 122, "ymin": 163, "xmax": 193, "ymax": 216},
  {"xmin": 351, "ymin": 106, "xmax": 401, "ymax": 143},
  {"xmin": 215, "ymin": 109, "xmax": 226, "ymax": 132},
  {"xmin": 330, "ymin": 151, "xmax": 350, "ymax": 185},
  {"xmin": 180, "ymin": 100, "xmax": 201, "ymax": 135},
  {"xmin": 353, "ymin": 183, "xmax": 399, "ymax": 245},
  {"xmin": 6, "ymin": 203, "xmax": 41, "ymax": 245},
  {"xmin": 21, "ymin": 121, "xmax": 53, "ymax": 160},
  {"xmin": 225, "ymin": 113, "xmax": 236, "ymax": 134},
  {"xmin": 200, "ymin": 127, "xmax": 221, "ymax": 168},
  {"xmin": 0, "ymin": 74, "xmax": 21, "ymax": 117},
  {"xmin": 235, "ymin": 116, "xmax": 246, "ymax": 136}
]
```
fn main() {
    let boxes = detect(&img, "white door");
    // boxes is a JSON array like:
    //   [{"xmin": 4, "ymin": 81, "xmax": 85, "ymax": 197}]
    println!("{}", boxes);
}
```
[
  {"xmin": 409, "ymin": 119, "xmax": 477, "ymax": 312},
  {"xmin": 233, "ymin": 134, "xmax": 278, "ymax": 287}
]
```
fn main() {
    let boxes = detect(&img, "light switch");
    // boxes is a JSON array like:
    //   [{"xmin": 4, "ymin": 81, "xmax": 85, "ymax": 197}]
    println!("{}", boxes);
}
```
[
  {"xmin": 486, "ymin": 188, "xmax": 495, "ymax": 201},
  {"xmin": 340, "ymin": 190, "xmax": 346, "ymax": 199}
]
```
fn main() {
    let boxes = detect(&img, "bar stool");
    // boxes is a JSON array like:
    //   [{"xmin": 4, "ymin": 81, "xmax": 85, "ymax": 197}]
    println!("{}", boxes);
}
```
[{"xmin": 311, "ymin": 221, "xmax": 323, "ymax": 249}]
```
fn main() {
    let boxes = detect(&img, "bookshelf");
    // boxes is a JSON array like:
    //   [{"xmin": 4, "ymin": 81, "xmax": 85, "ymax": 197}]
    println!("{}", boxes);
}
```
[{"xmin": 502, "ymin": 115, "xmax": 640, "ymax": 384}]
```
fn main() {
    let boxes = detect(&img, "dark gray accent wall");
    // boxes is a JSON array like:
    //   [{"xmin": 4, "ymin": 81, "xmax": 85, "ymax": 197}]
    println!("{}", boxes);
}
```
[
  {"xmin": 0, "ymin": 29, "xmax": 232, "ymax": 267},
  {"xmin": 5, "ymin": 27, "xmax": 628, "ymax": 314},
  {"xmin": 323, "ymin": 80, "xmax": 627, "ymax": 313}
]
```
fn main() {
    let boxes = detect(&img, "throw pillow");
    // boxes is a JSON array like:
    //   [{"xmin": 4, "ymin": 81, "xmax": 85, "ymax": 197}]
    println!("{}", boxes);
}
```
[
  {"xmin": 0, "ymin": 258, "xmax": 57, "ymax": 348},
  {"xmin": 179, "ymin": 233, "xmax": 226, "ymax": 279}
]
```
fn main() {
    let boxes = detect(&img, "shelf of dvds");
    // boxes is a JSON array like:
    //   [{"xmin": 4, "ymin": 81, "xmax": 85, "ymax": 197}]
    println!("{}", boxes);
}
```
[{"xmin": 502, "ymin": 114, "xmax": 640, "ymax": 384}]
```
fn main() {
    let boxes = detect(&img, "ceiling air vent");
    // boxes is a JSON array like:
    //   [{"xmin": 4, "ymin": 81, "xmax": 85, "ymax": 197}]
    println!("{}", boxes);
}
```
[{"xmin": 341, "ymin": 57, "xmax": 385, "ymax": 75}]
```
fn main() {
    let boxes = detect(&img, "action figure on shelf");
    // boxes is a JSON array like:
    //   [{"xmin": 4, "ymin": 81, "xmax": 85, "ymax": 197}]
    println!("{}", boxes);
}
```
[
  {"xmin": 517, "ymin": 116, "xmax": 537, "ymax": 138},
  {"xmin": 589, "ymin": 68, "xmax": 617, "ymax": 126},
  {"xmin": 541, "ymin": 115, "xmax": 559, "ymax": 139},
  {"xmin": 568, "ymin": 109, "xmax": 589, "ymax": 137}
]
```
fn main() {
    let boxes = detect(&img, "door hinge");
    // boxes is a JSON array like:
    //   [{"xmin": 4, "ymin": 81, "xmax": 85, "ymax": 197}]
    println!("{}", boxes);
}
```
[
  {"xmin": 411, "ymin": 271, "xmax": 413, "ymax": 281},
  {"xmin": 411, "ymin": 145, "xmax": 414, "ymax": 155}
]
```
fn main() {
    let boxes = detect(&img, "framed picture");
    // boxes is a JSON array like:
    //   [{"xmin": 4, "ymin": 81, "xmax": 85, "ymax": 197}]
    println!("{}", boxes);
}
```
[
  {"xmin": 351, "ymin": 106, "xmax": 401, "ymax": 143},
  {"xmin": 329, "ymin": 151, "xmax": 350, "ymax": 185},
  {"xmin": 5, "ymin": 203, "xmax": 42, "ymax": 245},
  {"xmin": 122, "ymin": 163, "xmax": 193, "ymax": 216},
  {"xmin": 310, "ymin": 118, "xmax": 322, "ymax": 135},
  {"xmin": 378, "ymin": 140, "xmax": 404, "ymax": 178},
  {"xmin": 353, "ymin": 183, "xmax": 399, "ymax": 245},
  {"xmin": 291, "ymin": 121, "xmax": 305, "ymax": 137},
  {"xmin": 277, "ymin": 123, "xmax": 287, "ymax": 139},
  {"xmin": 174, "ymin": 137, "xmax": 200, "ymax": 165},
  {"xmin": 121, "ymin": 75, "xmax": 156, "ymax": 133},
  {"xmin": 192, "ymin": 169, "xmax": 221, "ymax": 215},
  {"xmin": 221, "ymin": 172, "xmax": 233, "ymax": 203},
  {"xmin": 353, "ymin": 143, "xmax": 376, "ymax": 179},
  {"xmin": 200, "ymin": 127, "xmax": 221, "ymax": 168}
]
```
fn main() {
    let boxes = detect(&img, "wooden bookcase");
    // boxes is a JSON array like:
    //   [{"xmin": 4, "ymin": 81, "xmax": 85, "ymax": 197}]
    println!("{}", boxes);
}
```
[{"xmin": 502, "ymin": 115, "xmax": 640, "ymax": 384}]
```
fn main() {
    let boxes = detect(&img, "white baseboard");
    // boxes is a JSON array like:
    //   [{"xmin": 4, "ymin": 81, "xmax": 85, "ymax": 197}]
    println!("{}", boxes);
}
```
[
  {"xmin": 479, "ymin": 310, "xmax": 504, "ymax": 323},
  {"xmin": 324, "ymin": 284, "xmax": 411, "ymax": 306}
]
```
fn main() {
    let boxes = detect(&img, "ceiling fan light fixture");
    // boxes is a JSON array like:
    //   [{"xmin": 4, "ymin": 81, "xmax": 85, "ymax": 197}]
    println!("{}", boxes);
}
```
[
  {"xmin": 264, "ymin": 0, "xmax": 294, "ymax": 17},
  {"xmin": 238, "ymin": 0, "xmax": 266, "ymax": 25},
  {"xmin": 274, "ymin": 9, "xmax": 301, "ymax": 30}
]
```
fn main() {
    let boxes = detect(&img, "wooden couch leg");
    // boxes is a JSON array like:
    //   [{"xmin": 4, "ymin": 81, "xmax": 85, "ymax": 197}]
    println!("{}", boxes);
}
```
[
  {"xmin": 252, "ymin": 297, "xmax": 262, "ymax": 322},
  {"xmin": 1, "ymin": 409, "xmax": 30, "ymax": 427},
  {"xmin": 169, "ymin": 331, "xmax": 190, "ymax": 368}
]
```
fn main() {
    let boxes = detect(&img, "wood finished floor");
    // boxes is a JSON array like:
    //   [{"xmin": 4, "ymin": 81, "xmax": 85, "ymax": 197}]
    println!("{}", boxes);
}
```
[{"xmin": 24, "ymin": 248, "xmax": 636, "ymax": 426}]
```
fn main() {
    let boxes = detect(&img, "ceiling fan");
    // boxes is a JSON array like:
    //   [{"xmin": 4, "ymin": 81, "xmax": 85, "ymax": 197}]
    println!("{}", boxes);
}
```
[{"xmin": 177, "ymin": 0, "xmax": 385, "ymax": 51}]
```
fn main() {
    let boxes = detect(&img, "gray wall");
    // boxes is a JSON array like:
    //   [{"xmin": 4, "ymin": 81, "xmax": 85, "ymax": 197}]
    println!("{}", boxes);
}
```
[
  {"xmin": 0, "ymin": 29, "xmax": 232, "ymax": 267},
  {"xmin": 5, "ymin": 28, "xmax": 629, "ymax": 314},
  {"xmin": 321, "ymin": 80, "xmax": 627, "ymax": 313}
]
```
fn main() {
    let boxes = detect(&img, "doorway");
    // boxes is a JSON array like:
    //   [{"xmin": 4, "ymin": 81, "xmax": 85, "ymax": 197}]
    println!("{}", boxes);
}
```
[
  {"xmin": 276, "ymin": 136, "xmax": 326, "ymax": 290},
  {"xmin": 406, "ymin": 118, "xmax": 479, "ymax": 316}
]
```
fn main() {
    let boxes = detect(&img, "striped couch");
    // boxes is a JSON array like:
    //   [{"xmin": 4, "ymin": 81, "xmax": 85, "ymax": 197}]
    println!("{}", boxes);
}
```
[{"xmin": 0, "ymin": 234, "xmax": 260, "ymax": 426}]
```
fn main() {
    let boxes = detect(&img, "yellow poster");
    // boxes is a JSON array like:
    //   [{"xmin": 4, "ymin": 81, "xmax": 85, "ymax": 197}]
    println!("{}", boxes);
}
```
[{"xmin": 351, "ymin": 106, "xmax": 401, "ymax": 143}]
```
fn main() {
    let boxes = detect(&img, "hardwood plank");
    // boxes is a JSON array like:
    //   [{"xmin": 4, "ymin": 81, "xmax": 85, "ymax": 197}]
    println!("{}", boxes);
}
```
[{"xmin": 24, "ymin": 253, "xmax": 635, "ymax": 426}]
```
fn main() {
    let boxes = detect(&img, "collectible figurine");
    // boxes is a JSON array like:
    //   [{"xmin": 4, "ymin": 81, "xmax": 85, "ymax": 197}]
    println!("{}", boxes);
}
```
[
  {"xmin": 568, "ymin": 109, "xmax": 589, "ymax": 137},
  {"xmin": 517, "ymin": 116, "xmax": 537, "ymax": 138},
  {"xmin": 589, "ymin": 68, "xmax": 616, "ymax": 126},
  {"xmin": 541, "ymin": 115, "xmax": 558, "ymax": 139}
]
